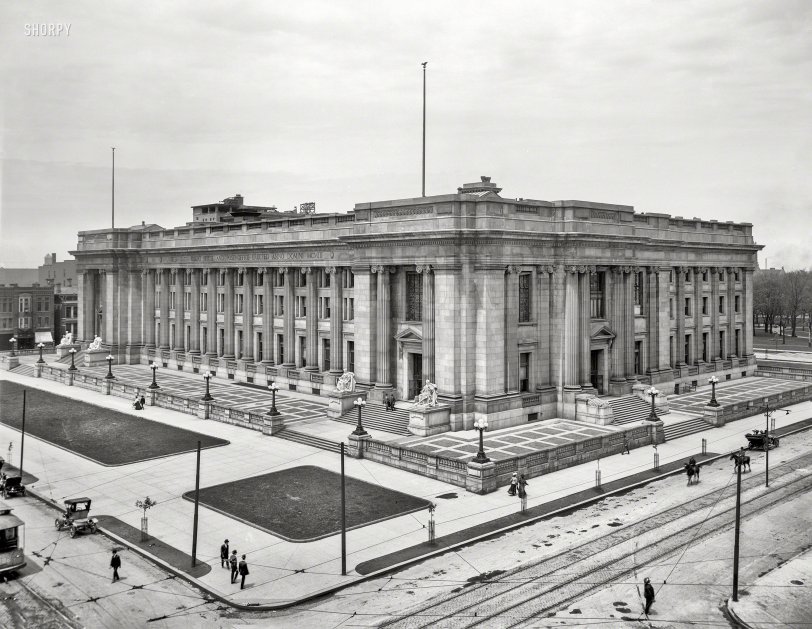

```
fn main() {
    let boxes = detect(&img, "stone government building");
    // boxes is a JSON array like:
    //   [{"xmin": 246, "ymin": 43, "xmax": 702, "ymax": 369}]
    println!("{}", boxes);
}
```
[{"xmin": 73, "ymin": 177, "xmax": 760, "ymax": 431}]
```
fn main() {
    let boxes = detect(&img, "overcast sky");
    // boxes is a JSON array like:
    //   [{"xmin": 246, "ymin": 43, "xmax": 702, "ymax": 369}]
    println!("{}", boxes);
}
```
[{"xmin": 1, "ymin": 0, "xmax": 810, "ymax": 269}]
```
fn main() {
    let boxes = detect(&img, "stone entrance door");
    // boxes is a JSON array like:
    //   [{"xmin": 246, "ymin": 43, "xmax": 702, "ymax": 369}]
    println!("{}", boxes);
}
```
[
  {"xmin": 590, "ymin": 349, "xmax": 604, "ymax": 394},
  {"xmin": 408, "ymin": 353, "xmax": 423, "ymax": 399}
]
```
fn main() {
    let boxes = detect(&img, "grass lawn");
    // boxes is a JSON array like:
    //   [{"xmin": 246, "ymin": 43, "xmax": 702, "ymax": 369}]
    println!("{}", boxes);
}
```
[
  {"xmin": 182, "ymin": 465, "xmax": 432, "ymax": 542},
  {"xmin": 0, "ymin": 381, "xmax": 229, "ymax": 466}
]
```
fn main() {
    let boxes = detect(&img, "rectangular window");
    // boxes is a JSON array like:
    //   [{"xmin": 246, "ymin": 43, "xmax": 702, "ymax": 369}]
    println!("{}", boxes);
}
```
[
  {"xmin": 735, "ymin": 329, "xmax": 741, "ymax": 356},
  {"xmin": 519, "ymin": 273, "xmax": 531, "ymax": 322},
  {"xmin": 319, "ymin": 296, "xmax": 330, "ymax": 319},
  {"xmin": 274, "ymin": 295, "xmax": 284, "ymax": 316},
  {"xmin": 217, "ymin": 293, "xmax": 225, "ymax": 313},
  {"xmin": 235, "ymin": 293, "xmax": 243, "ymax": 314},
  {"xmin": 295, "ymin": 270, "xmax": 307, "ymax": 287},
  {"xmin": 719, "ymin": 296, "xmax": 725, "ymax": 314},
  {"xmin": 634, "ymin": 340, "xmax": 642, "ymax": 374},
  {"xmin": 519, "ymin": 352, "xmax": 530, "ymax": 392},
  {"xmin": 719, "ymin": 331, "xmax": 725, "ymax": 358},
  {"xmin": 343, "ymin": 297, "xmax": 354, "ymax": 321},
  {"xmin": 323, "ymin": 338, "xmax": 331, "ymax": 371},
  {"xmin": 236, "ymin": 271, "xmax": 244, "ymax": 287},
  {"xmin": 685, "ymin": 297, "xmax": 691, "ymax": 316},
  {"xmin": 254, "ymin": 294, "xmax": 263, "ymax": 315},
  {"xmin": 702, "ymin": 270, "xmax": 708, "ymax": 282},
  {"xmin": 669, "ymin": 298, "xmax": 674, "ymax": 320},
  {"xmin": 170, "ymin": 292, "xmax": 176, "ymax": 309},
  {"xmin": 669, "ymin": 335, "xmax": 674, "ymax": 367},
  {"xmin": 702, "ymin": 297, "xmax": 708, "ymax": 315},
  {"xmin": 200, "ymin": 292, "xmax": 208, "ymax": 311},
  {"xmin": 346, "ymin": 340, "xmax": 355, "ymax": 373},
  {"xmin": 256, "ymin": 272, "xmax": 263, "ymax": 287},
  {"xmin": 734, "ymin": 270, "xmax": 741, "ymax": 282},
  {"xmin": 299, "ymin": 336, "xmax": 307, "ymax": 367},
  {"xmin": 634, "ymin": 273, "xmax": 644, "ymax": 315},
  {"xmin": 406, "ymin": 272, "xmax": 423, "ymax": 321},
  {"xmin": 735, "ymin": 295, "xmax": 740, "ymax": 313},
  {"xmin": 277, "ymin": 334, "xmax": 284, "ymax": 363},
  {"xmin": 184, "ymin": 292, "xmax": 191, "ymax": 311},
  {"xmin": 295, "ymin": 295, "xmax": 306, "ymax": 318},
  {"xmin": 320, "ymin": 270, "xmax": 331, "ymax": 288},
  {"xmin": 685, "ymin": 271, "xmax": 691, "ymax": 283},
  {"xmin": 343, "ymin": 269, "xmax": 354, "ymax": 289},
  {"xmin": 719, "ymin": 270, "xmax": 724, "ymax": 282},
  {"xmin": 684, "ymin": 334, "xmax": 691, "ymax": 364},
  {"xmin": 702, "ymin": 333, "xmax": 708, "ymax": 362},
  {"xmin": 274, "ymin": 271, "xmax": 285, "ymax": 288}
]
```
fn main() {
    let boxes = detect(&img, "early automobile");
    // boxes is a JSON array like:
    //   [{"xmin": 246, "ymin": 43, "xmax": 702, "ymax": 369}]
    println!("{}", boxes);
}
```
[
  {"xmin": 1, "ymin": 476, "xmax": 26, "ymax": 499},
  {"xmin": 55, "ymin": 498, "xmax": 98, "ymax": 538},
  {"xmin": 745, "ymin": 429, "xmax": 779, "ymax": 451}
]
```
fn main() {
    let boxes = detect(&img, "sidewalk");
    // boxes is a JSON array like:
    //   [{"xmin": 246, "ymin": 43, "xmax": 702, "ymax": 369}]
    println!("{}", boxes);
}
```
[{"xmin": 1, "ymin": 365, "xmax": 811, "ymax": 609}]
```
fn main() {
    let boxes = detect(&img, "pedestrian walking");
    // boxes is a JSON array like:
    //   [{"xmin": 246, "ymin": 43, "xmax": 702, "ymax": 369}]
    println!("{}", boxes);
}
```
[
  {"xmin": 238, "ymin": 554, "xmax": 250, "ymax": 589},
  {"xmin": 517, "ymin": 474, "xmax": 529, "ymax": 499},
  {"xmin": 110, "ymin": 549, "xmax": 122, "ymax": 582},
  {"xmin": 507, "ymin": 472, "xmax": 518, "ymax": 496},
  {"xmin": 220, "ymin": 539, "xmax": 229, "ymax": 568},
  {"xmin": 622, "ymin": 432, "xmax": 630, "ymax": 455},
  {"xmin": 643, "ymin": 577, "xmax": 655, "ymax": 615},
  {"xmin": 229, "ymin": 550, "xmax": 239, "ymax": 583}
]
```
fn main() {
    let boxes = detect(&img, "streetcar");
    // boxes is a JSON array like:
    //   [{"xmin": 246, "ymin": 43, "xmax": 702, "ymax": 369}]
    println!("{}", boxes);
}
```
[{"xmin": 0, "ymin": 501, "xmax": 26, "ymax": 575}]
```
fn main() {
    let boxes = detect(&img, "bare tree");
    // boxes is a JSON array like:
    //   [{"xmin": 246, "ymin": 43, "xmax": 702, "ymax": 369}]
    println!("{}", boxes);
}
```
[
  {"xmin": 783, "ymin": 270, "xmax": 809, "ymax": 337},
  {"xmin": 754, "ymin": 270, "xmax": 784, "ymax": 333}
]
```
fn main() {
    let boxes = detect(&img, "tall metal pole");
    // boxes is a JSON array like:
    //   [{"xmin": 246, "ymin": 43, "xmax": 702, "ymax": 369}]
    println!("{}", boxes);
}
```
[
  {"xmin": 765, "ymin": 406, "xmax": 770, "ymax": 488},
  {"xmin": 732, "ymin": 452, "xmax": 742, "ymax": 601},
  {"xmin": 19, "ymin": 390, "xmax": 26, "ymax": 480},
  {"xmin": 191, "ymin": 440, "xmax": 201, "ymax": 567},
  {"xmin": 341, "ymin": 441, "xmax": 347, "ymax": 575},
  {"xmin": 421, "ymin": 61, "xmax": 427, "ymax": 197},
  {"xmin": 111, "ymin": 147, "xmax": 116, "ymax": 228}
]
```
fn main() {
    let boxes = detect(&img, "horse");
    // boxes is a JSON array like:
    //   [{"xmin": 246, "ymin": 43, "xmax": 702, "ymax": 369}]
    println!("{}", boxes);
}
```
[
  {"xmin": 730, "ymin": 451, "xmax": 751, "ymax": 472},
  {"xmin": 684, "ymin": 462, "xmax": 700, "ymax": 485}
]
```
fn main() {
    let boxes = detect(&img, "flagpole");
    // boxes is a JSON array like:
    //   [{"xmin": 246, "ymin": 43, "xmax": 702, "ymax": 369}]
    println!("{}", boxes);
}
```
[
  {"xmin": 422, "ymin": 61, "xmax": 427, "ymax": 197},
  {"xmin": 111, "ymin": 147, "xmax": 116, "ymax": 228}
]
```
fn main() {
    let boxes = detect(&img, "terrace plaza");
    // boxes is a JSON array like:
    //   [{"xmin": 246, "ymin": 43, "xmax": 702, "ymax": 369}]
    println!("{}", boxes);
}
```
[{"xmin": 70, "ymin": 177, "xmax": 762, "ymax": 433}]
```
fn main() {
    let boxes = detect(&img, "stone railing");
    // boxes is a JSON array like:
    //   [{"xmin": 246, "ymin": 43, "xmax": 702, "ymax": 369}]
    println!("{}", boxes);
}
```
[
  {"xmin": 756, "ymin": 364, "xmax": 812, "ymax": 382},
  {"xmin": 702, "ymin": 383, "xmax": 812, "ymax": 427}
]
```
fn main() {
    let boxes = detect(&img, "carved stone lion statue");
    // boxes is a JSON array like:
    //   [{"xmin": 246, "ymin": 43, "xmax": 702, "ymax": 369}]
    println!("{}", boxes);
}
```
[
  {"xmin": 413, "ymin": 379, "xmax": 438, "ymax": 408},
  {"xmin": 335, "ymin": 370, "xmax": 356, "ymax": 393},
  {"xmin": 88, "ymin": 336, "xmax": 103, "ymax": 351}
]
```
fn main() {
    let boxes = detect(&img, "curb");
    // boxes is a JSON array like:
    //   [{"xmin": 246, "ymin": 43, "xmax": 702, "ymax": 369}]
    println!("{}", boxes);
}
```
[{"xmin": 724, "ymin": 598, "xmax": 756, "ymax": 629}]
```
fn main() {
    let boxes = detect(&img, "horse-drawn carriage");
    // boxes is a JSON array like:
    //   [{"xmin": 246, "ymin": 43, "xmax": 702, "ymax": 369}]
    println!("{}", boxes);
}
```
[
  {"xmin": 745, "ymin": 429, "xmax": 779, "ymax": 451},
  {"xmin": 55, "ymin": 498, "xmax": 97, "ymax": 538}
]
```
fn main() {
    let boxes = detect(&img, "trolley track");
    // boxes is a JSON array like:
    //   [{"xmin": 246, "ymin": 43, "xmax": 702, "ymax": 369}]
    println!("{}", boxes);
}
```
[{"xmin": 381, "ymin": 451, "xmax": 812, "ymax": 629}]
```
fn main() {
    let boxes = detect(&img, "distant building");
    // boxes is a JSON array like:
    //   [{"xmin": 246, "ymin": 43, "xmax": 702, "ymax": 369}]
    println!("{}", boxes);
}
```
[
  {"xmin": 39, "ymin": 253, "xmax": 78, "ymax": 342},
  {"xmin": 0, "ymin": 283, "xmax": 55, "ymax": 349},
  {"xmin": 0, "ymin": 268, "xmax": 39, "ymax": 285}
]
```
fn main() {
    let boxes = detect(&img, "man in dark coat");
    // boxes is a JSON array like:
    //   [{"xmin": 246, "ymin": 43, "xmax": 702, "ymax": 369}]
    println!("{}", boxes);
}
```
[
  {"xmin": 230, "ymin": 550, "xmax": 239, "ymax": 583},
  {"xmin": 622, "ymin": 433, "xmax": 630, "ymax": 455},
  {"xmin": 517, "ymin": 474, "xmax": 529, "ymax": 499},
  {"xmin": 238, "ymin": 554, "xmax": 250, "ymax": 589},
  {"xmin": 110, "ymin": 549, "xmax": 122, "ymax": 582},
  {"xmin": 643, "ymin": 577, "xmax": 655, "ymax": 614},
  {"xmin": 220, "ymin": 539, "xmax": 229, "ymax": 568}
]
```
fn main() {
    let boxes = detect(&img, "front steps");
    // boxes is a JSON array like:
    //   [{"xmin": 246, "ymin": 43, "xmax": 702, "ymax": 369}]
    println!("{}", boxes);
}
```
[
  {"xmin": 335, "ymin": 403, "xmax": 411, "ymax": 436},
  {"xmin": 664, "ymin": 417, "xmax": 709, "ymax": 441},
  {"xmin": 274, "ymin": 427, "xmax": 341, "ymax": 453}
]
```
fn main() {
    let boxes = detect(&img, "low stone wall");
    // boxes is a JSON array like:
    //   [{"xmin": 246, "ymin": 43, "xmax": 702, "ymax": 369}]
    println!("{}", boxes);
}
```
[
  {"xmin": 703, "ymin": 382, "xmax": 812, "ymax": 426},
  {"xmin": 756, "ymin": 364, "xmax": 812, "ymax": 382}
]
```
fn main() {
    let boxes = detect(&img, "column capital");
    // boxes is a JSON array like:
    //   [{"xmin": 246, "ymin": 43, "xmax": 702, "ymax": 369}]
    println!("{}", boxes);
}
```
[
  {"xmin": 416, "ymin": 264, "xmax": 433, "ymax": 274},
  {"xmin": 371, "ymin": 265, "xmax": 395, "ymax": 274},
  {"xmin": 98, "ymin": 269, "xmax": 107, "ymax": 277},
  {"xmin": 237, "ymin": 266, "xmax": 247, "ymax": 275},
  {"xmin": 505, "ymin": 264, "xmax": 520, "ymax": 275},
  {"xmin": 646, "ymin": 266, "xmax": 660, "ymax": 275},
  {"xmin": 140, "ymin": 269, "xmax": 150, "ymax": 277},
  {"xmin": 693, "ymin": 266, "xmax": 707, "ymax": 275},
  {"xmin": 324, "ymin": 265, "xmax": 338, "ymax": 275},
  {"xmin": 300, "ymin": 267, "xmax": 313, "ymax": 275},
  {"xmin": 536, "ymin": 264, "xmax": 556, "ymax": 275},
  {"xmin": 279, "ymin": 267, "xmax": 289, "ymax": 275}
]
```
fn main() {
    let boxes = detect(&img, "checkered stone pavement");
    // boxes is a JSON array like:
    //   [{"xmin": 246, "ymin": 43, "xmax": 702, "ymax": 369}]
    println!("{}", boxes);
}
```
[
  {"xmin": 398, "ymin": 420, "xmax": 617, "ymax": 461},
  {"xmin": 80, "ymin": 364, "xmax": 328, "ymax": 424},
  {"xmin": 668, "ymin": 377, "xmax": 808, "ymax": 416}
]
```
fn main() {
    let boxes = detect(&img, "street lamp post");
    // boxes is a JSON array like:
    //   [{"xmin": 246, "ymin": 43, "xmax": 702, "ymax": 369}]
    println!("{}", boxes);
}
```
[
  {"xmin": 647, "ymin": 386, "xmax": 660, "ymax": 421},
  {"xmin": 149, "ymin": 362, "xmax": 160, "ymax": 389},
  {"xmin": 472, "ymin": 417, "xmax": 490, "ymax": 463},
  {"xmin": 708, "ymin": 376, "xmax": 719, "ymax": 407},
  {"xmin": 105, "ymin": 354, "xmax": 115, "ymax": 379},
  {"xmin": 352, "ymin": 397, "xmax": 368, "ymax": 436},
  {"xmin": 267, "ymin": 381, "xmax": 280, "ymax": 416},
  {"xmin": 36, "ymin": 342, "xmax": 45, "ymax": 364},
  {"xmin": 68, "ymin": 348, "xmax": 78, "ymax": 371},
  {"xmin": 9, "ymin": 337, "xmax": 17, "ymax": 357},
  {"xmin": 202, "ymin": 373, "xmax": 213, "ymax": 401}
]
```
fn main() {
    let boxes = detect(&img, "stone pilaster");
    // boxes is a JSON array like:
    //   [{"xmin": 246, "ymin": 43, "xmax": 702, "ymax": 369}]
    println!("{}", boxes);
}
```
[
  {"xmin": 189, "ymin": 269, "xmax": 201, "ymax": 354},
  {"xmin": 645, "ymin": 267, "xmax": 659, "ymax": 377},
  {"xmin": 283, "ymin": 267, "xmax": 295, "ymax": 366},
  {"xmin": 726, "ymin": 267, "xmax": 735, "ymax": 358},
  {"xmin": 578, "ymin": 267, "xmax": 593, "ymax": 389},
  {"xmin": 104, "ymin": 269, "xmax": 122, "ymax": 351},
  {"xmin": 711, "ymin": 267, "xmax": 721, "ymax": 360},
  {"xmin": 327, "ymin": 267, "xmax": 343, "ymax": 373},
  {"xmin": 475, "ymin": 266, "xmax": 506, "ymax": 396},
  {"xmin": 159, "ymin": 269, "xmax": 170, "ymax": 349},
  {"xmin": 170, "ymin": 269, "xmax": 182, "ymax": 350},
  {"xmin": 354, "ymin": 266, "xmax": 375, "ymax": 384},
  {"xmin": 304, "ymin": 268, "xmax": 318, "ymax": 370},
  {"xmin": 675, "ymin": 266, "xmax": 685, "ymax": 366},
  {"xmin": 223, "ymin": 268, "xmax": 235, "ymax": 358},
  {"xmin": 260, "ymin": 268, "xmax": 273, "ymax": 363},
  {"xmin": 143, "ymin": 270, "xmax": 156, "ymax": 348},
  {"xmin": 372, "ymin": 265, "xmax": 394, "ymax": 389},
  {"xmin": 242, "ymin": 268, "xmax": 254, "ymax": 360},
  {"xmin": 743, "ymin": 268, "xmax": 754, "ymax": 358},
  {"xmin": 418, "ymin": 264, "xmax": 435, "ymax": 384},
  {"xmin": 205, "ymin": 269, "xmax": 217, "ymax": 356},
  {"xmin": 536, "ymin": 265, "xmax": 554, "ymax": 389},
  {"xmin": 563, "ymin": 266, "xmax": 580, "ymax": 390},
  {"xmin": 694, "ymin": 267, "xmax": 704, "ymax": 363},
  {"xmin": 505, "ymin": 265, "xmax": 520, "ymax": 392},
  {"xmin": 609, "ymin": 267, "xmax": 627, "ymax": 394},
  {"xmin": 79, "ymin": 270, "xmax": 95, "ymax": 341},
  {"xmin": 624, "ymin": 269, "xmax": 635, "ymax": 380}
]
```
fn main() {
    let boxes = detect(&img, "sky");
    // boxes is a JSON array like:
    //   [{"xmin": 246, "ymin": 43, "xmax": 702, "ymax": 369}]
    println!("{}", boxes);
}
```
[{"xmin": 1, "ymin": 0, "xmax": 810, "ymax": 269}]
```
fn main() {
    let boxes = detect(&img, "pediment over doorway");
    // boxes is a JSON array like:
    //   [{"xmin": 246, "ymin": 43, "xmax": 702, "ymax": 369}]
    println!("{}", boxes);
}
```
[
  {"xmin": 394, "ymin": 327, "xmax": 423, "ymax": 343},
  {"xmin": 590, "ymin": 322, "xmax": 616, "ymax": 344}
]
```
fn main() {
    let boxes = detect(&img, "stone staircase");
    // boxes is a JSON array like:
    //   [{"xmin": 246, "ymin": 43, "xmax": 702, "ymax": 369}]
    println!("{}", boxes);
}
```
[
  {"xmin": 273, "ymin": 427, "xmax": 342, "ymax": 453},
  {"xmin": 608, "ymin": 395, "xmax": 652, "ymax": 425},
  {"xmin": 664, "ymin": 417, "xmax": 709, "ymax": 441},
  {"xmin": 55, "ymin": 350, "xmax": 85, "ymax": 365},
  {"xmin": 11, "ymin": 364, "xmax": 37, "ymax": 378},
  {"xmin": 336, "ymin": 403, "xmax": 411, "ymax": 436}
]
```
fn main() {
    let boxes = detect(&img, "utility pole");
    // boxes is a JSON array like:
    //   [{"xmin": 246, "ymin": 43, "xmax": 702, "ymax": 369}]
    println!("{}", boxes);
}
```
[
  {"xmin": 19, "ymin": 390, "xmax": 26, "ymax": 480},
  {"xmin": 732, "ymin": 449, "xmax": 742, "ymax": 601},
  {"xmin": 191, "ymin": 440, "xmax": 201, "ymax": 567},
  {"xmin": 111, "ymin": 147, "xmax": 116, "ymax": 229},
  {"xmin": 341, "ymin": 441, "xmax": 347, "ymax": 575},
  {"xmin": 421, "ymin": 61, "xmax": 427, "ymax": 197}
]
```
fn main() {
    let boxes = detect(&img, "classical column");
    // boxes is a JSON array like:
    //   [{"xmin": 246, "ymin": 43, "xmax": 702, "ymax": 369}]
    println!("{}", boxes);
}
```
[
  {"xmin": 727, "ymin": 267, "xmax": 736, "ymax": 358},
  {"xmin": 189, "ymin": 269, "xmax": 201, "ymax": 354},
  {"xmin": 563, "ymin": 267, "xmax": 580, "ymax": 390},
  {"xmin": 79, "ymin": 270, "xmax": 96, "ymax": 341},
  {"xmin": 694, "ymin": 267, "xmax": 704, "ymax": 363},
  {"xmin": 536, "ymin": 266, "xmax": 554, "ymax": 389},
  {"xmin": 373, "ymin": 265, "xmax": 393, "ymax": 389},
  {"xmin": 327, "ymin": 267, "xmax": 343, "ymax": 373},
  {"xmin": 304, "ymin": 268, "xmax": 318, "ymax": 371},
  {"xmin": 159, "ymin": 269, "xmax": 170, "ymax": 349},
  {"xmin": 353, "ymin": 266, "xmax": 375, "ymax": 384},
  {"xmin": 205, "ymin": 269, "xmax": 217, "ymax": 356},
  {"xmin": 743, "ymin": 268, "xmax": 754, "ymax": 358},
  {"xmin": 645, "ymin": 267, "xmax": 659, "ymax": 376},
  {"xmin": 223, "ymin": 268, "xmax": 235, "ymax": 358},
  {"xmin": 242, "ymin": 268, "xmax": 254, "ymax": 361},
  {"xmin": 504, "ymin": 265, "xmax": 520, "ymax": 392},
  {"xmin": 172, "ymin": 269, "xmax": 183, "ymax": 350},
  {"xmin": 418, "ymin": 265, "xmax": 435, "ymax": 384},
  {"xmin": 283, "ymin": 267, "xmax": 295, "ymax": 366},
  {"xmin": 711, "ymin": 267, "xmax": 720, "ymax": 360},
  {"xmin": 578, "ymin": 267, "xmax": 594, "ymax": 389},
  {"xmin": 675, "ymin": 266, "xmax": 685, "ymax": 366},
  {"xmin": 260, "ymin": 268, "xmax": 273, "ymax": 363},
  {"xmin": 609, "ymin": 267, "xmax": 626, "ymax": 390},
  {"xmin": 624, "ymin": 269, "xmax": 636, "ymax": 380},
  {"xmin": 142, "ymin": 269, "xmax": 156, "ymax": 348}
]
